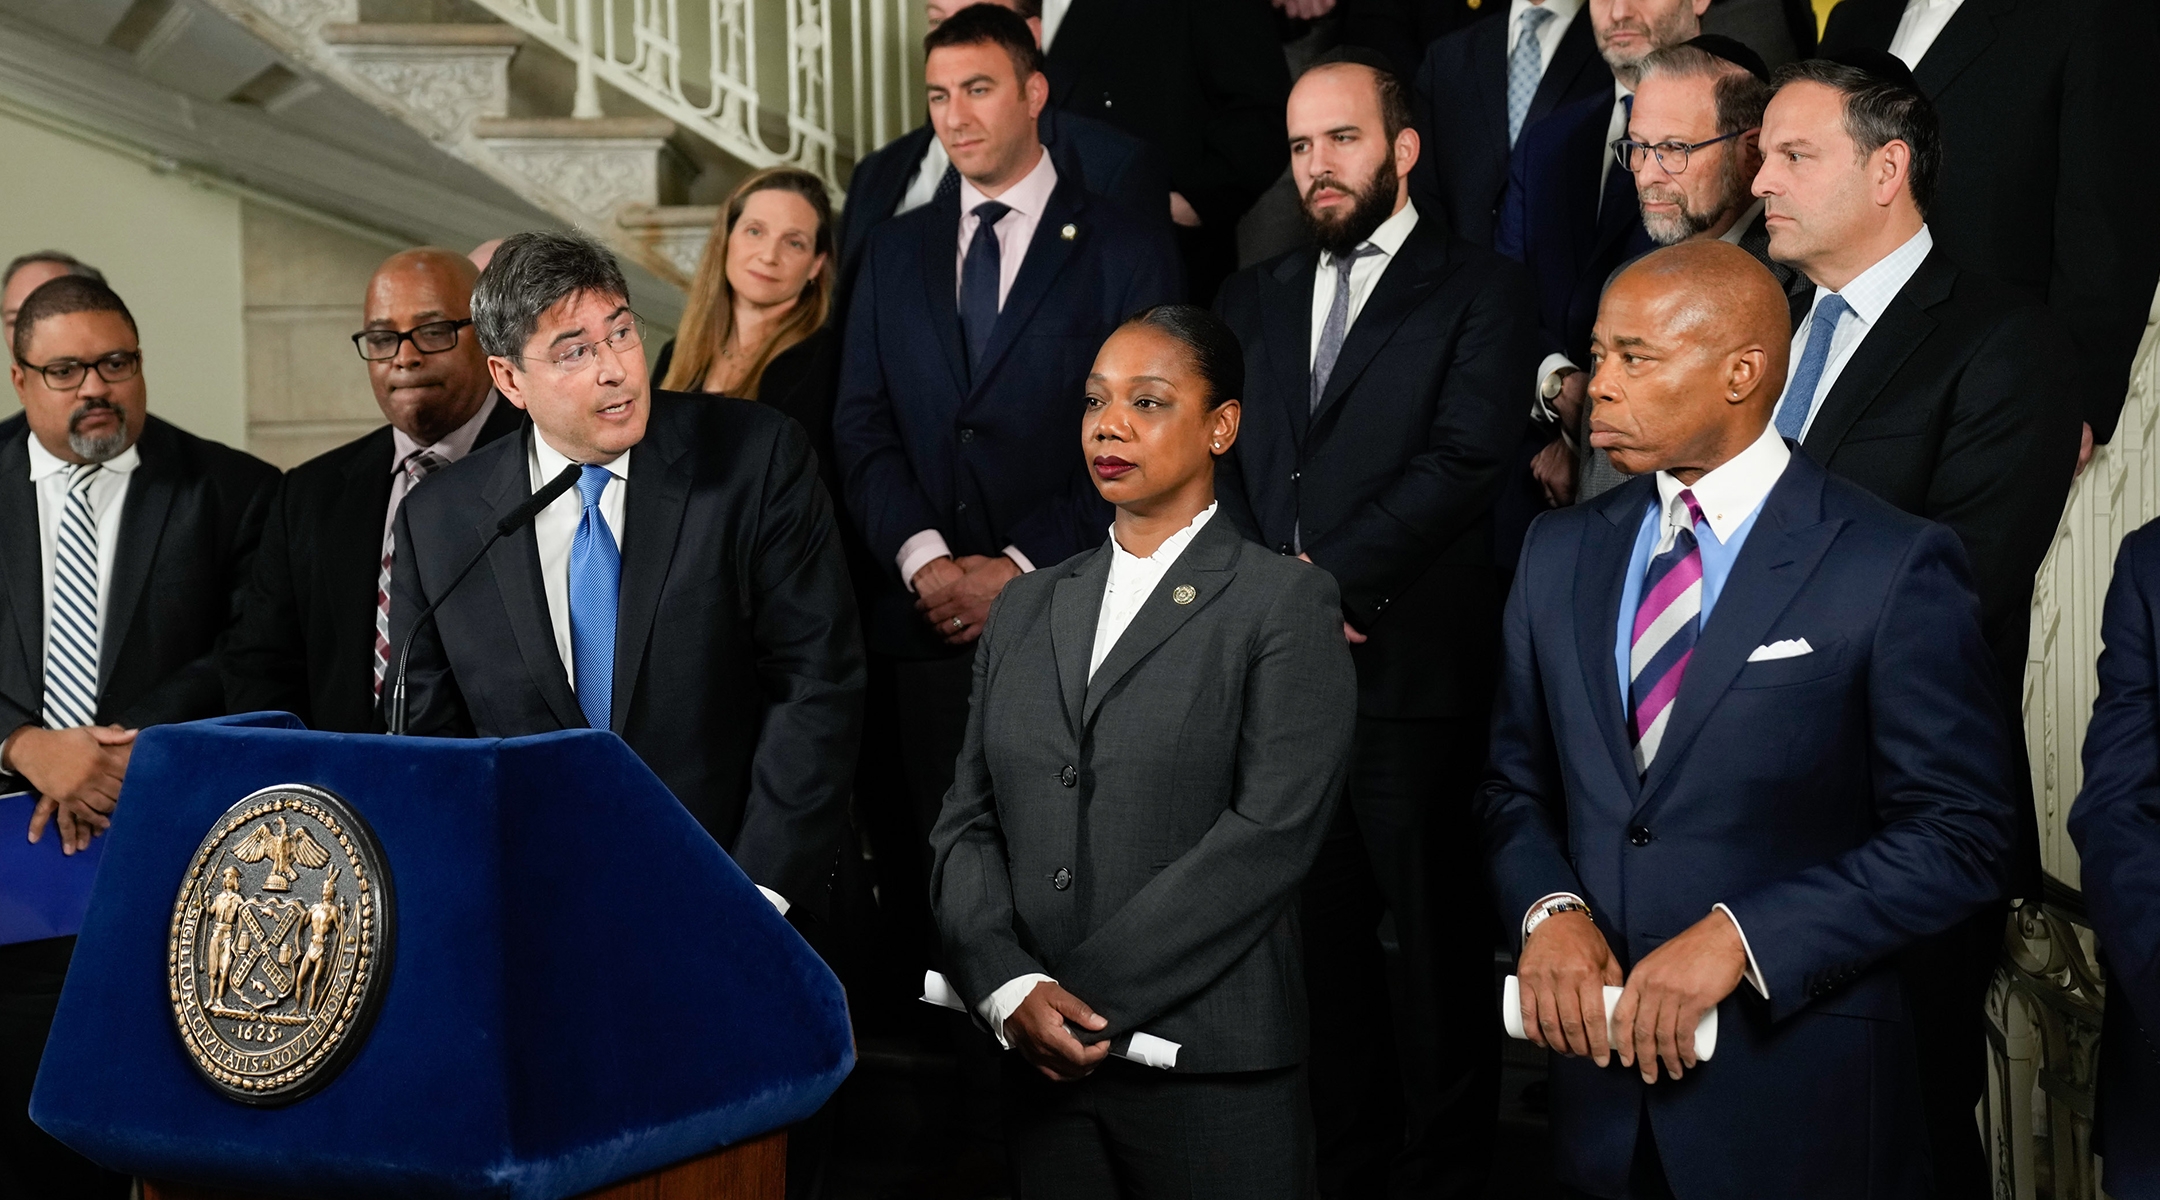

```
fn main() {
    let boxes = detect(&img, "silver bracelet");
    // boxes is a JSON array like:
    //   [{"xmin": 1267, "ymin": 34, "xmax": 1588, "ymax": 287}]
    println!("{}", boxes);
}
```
[{"xmin": 1525, "ymin": 898, "xmax": 1592, "ymax": 939}]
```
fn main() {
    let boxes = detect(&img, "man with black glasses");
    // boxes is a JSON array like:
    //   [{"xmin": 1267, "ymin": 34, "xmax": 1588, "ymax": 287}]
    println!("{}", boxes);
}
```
[
  {"xmin": 222, "ymin": 247, "xmax": 523, "ymax": 731},
  {"xmin": 1, "ymin": 274, "xmax": 275, "ymax": 1197}
]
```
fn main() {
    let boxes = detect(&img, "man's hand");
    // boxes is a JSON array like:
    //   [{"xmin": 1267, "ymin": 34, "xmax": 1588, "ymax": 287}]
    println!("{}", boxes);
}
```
[
  {"xmin": 922, "ymin": 555, "xmax": 1020, "ymax": 645},
  {"xmin": 2075, "ymin": 422, "xmax": 2096, "ymax": 478},
  {"xmin": 1169, "ymin": 192, "xmax": 1203, "ymax": 228},
  {"xmin": 1610, "ymin": 908, "xmax": 1747, "ymax": 1084},
  {"xmin": 1003, "ymin": 980, "xmax": 1111, "ymax": 1081},
  {"xmin": 1517, "ymin": 909, "xmax": 1623, "ymax": 1066},
  {"xmin": 1269, "ymin": 0, "xmax": 1338, "ymax": 18},
  {"xmin": 1292, "ymin": 553, "xmax": 1369, "ymax": 643},
  {"xmin": 912, "ymin": 556, "xmax": 966, "ymax": 605},
  {"xmin": 13, "ymin": 725, "xmax": 137, "ymax": 855},
  {"xmin": 1531, "ymin": 436, "xmax": 1578, "ymax": 508},
  {"xmin": 1550, "ymin": 368, "xmax": 1587, "ymax": 431}
]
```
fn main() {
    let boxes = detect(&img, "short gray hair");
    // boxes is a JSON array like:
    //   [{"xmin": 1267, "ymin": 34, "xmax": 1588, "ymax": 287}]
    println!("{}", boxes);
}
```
[
  {"xmin": 472, "ymin": 230, "xmax": 630, "ymax": 360},
  {"xmin": 4, "ymin": 250, "xmax": 104, "ymax": 292},
  {"xmin": 1638, "ymin": 45, "xmax": 1773, "ymax": 140}
]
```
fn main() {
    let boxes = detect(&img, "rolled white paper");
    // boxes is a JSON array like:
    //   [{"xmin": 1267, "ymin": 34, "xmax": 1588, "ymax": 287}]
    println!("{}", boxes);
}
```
[
  {"xmin": 918, "ymin": 970, "xmax": 1183, "ymax": 1069},
  {"xmin": 1501, "ymin": 974, "xmax": 1718, "ymax": 1061}
]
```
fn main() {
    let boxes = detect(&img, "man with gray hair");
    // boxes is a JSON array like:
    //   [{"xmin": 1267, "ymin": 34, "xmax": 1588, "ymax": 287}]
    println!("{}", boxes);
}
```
[
  {"xmin": 2, "ymin": 250, "xmax": 104, "ymax": 347},
  {"xmin": 387, "ymin": 230, "xmax": 864, "ymax": 934}
]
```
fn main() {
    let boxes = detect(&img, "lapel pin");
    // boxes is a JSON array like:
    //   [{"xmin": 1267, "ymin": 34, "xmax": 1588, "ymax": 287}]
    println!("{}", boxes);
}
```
[
  {"xmin": 1172, "ymin": 584, "xmax": 1197, "ymax": 605},
  {"xmin": 1060, "ymin": 223, "xmax": 1077, "ymax": 240}
]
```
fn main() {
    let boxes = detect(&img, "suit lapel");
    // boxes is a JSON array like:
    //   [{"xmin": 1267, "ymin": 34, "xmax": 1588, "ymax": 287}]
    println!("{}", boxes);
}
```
[
  {"xmin": 1801, "ymin": 252, "xmax": 1952, "ymax": 457},
  {"xmin": 1049, "ymin": 545, "xmax": 1111, "ymax": 736},
  {"xmin": 1473, "ymin": 16, "xmax": 1511, "ymax": 152},
  {"xmin": 1910, "ymin": 0, "xmax": 2013, "ymax": 97},
  {"xmin": 99, "ymin": 420, "xmax": 177, "ymax": 693},
  {"xmin": 1576, "ymin": 480, "xmax": 1651, "ymax": 797},
  {"xmin": 0, "ymin": 428, "xmax": 41, "ymax": 715},
  {"xmin": 917, "ymin": 192, "xmax": 971, "ymax": 396},
  {"xmin": 336, "ymin": 429, "xmax": 398, "ymax": 672},
  {"xmin": 1635, "ymin": 458, "xmax": 1844, "ymax": 810},
  {"xmin": 1042, "ymin": 0, "xmax": 1118, "ymax": 102},
  {"xmin": 1312, "ymin": 226, "xmax": 1455, "ymax": 423},
  {"xmin": 973, "ymin": 183, "xmax": 1086, "ymax": 391},
  {"xmin": 609, "ymin": 406, "xmax": 694, "ymax": 734},
  {"xmin": 1081, "ymin": 519, "xmax": 1240, "ymax": 727},
  {"xmin": 1532, "ymin": 8, "xmax": 1603, "ymax": 127},
  {"xmin": 476, "ymin": 429, "xmax": 586, "ymax": 730},
  {"xmin": 1264, "ymin": 252, "xmax": 1319, "ymax": 444}
]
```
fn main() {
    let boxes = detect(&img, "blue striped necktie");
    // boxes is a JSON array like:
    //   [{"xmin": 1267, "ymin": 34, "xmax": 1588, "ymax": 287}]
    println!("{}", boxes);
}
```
[
  {"xmin": 44, "ymin": 463, "xmax": 104, "ymax": 730},
  {"xmin": 568, "ymin": 463, "xmax": 621, "ymax": 731}
]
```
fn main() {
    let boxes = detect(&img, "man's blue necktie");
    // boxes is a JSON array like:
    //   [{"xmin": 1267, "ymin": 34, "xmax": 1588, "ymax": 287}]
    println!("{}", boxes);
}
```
[
  {"xmin": 568, "ymin": 463, "xmax": 621, "ymax": 731},
  {"xmin": 960, "ymin": 200, "xmax": 1012, "ymax": 372},
  {"xmin": 1774, "ymin": 294, "xmax": 1853, "ymax": 440},
  {"xmin": 1507, "ymin": 6, "xmax": 1556, "ymax": 145}
]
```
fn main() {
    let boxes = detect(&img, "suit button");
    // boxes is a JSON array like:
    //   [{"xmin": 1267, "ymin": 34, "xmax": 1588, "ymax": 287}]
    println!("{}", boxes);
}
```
[
  {"xmin": 1101, "ymin": 92, "xmax": 1113, "ymax": 108},
  {"xmin": 956, "ymin": 501, "xmax": 967, "ymax": 513},
  {"xmin": 1627, "ymin": 825, "xmax": 1652, "ymax": 847},
  {"xmin": 1291, "ymin": 470, "xmax": 1301, "ymax": 482},
  {"xmin": 1279, "ymin": 543, "xmax": 1293, "ymax": 554},
  {"xmin": 1059, "ymin": 764, "xmax": 1077, "ymax": 788},
  {"xmin": 960, "ymin": 427, "xmax": 974, "ymax": 442},
  {"xmin": 1053, "ymin": 867, "xmax": 1073, "ymax": 891}
]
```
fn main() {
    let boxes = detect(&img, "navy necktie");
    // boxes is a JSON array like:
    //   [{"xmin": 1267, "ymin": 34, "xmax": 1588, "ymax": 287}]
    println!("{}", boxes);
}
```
[{"xmin": 960, "ymin": 200, "xmax": 1013, "ymax": 371}]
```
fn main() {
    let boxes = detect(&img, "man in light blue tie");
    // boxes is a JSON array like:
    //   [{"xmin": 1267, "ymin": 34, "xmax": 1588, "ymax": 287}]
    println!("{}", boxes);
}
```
[
  {"xmin": 1753, "ymin": 50, "xmax": 2080, "ymax": 1199},
  {"xmin": 388, "ymin": 231, "xmax": 865, "ymax": 935}
]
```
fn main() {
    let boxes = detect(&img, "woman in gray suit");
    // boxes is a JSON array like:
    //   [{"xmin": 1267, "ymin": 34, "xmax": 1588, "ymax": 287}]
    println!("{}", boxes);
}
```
[{"xmin": 929, "ymin": 305, "xmax": 1358, "ymax": 1198}]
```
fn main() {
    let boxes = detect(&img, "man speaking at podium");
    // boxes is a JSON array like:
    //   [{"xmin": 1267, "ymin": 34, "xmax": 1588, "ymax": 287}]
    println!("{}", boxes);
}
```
[{"xmin": 387, "ymin": 231, "xmax": 866, "ymax": 930}]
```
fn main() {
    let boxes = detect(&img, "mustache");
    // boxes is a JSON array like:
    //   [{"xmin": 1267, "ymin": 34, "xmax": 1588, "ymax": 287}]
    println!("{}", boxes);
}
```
[
  {"xmin": 69, "ymin": 398, "xmax": 121, "ymax": 432},
  {"xmin": 1302, "ymin": 175, "xmax": 1360, "ymax": 206}
]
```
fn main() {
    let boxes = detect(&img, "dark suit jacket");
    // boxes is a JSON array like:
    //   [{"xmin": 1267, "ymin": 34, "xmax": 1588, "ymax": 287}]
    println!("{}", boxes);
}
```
[
  {"xmin": 1410, "ymin": 3, "xmax": 1610, "ymax": 249},
  {"xmin": 1478, "ymin": 452, "xmax": 2017, "ymax": 1199},
  {"xmin": 387, "ymin": 394, "xmax": 865, "ymax": 916},
  {"xmin": 1822, "ymin": 0, "xmax": 2160, "ymax": 441},
  {"xmin": 2069, "ymin": 520, "xmax": 2160, "ymax": 1199},
  {"xmin": 836, "ymin": 109, "xmax": 1169, "ymax": 306},
  {"xmin": 651, "ymin": 326, "xmax": 843, "ymax": 505},
  {"xmin": 928, "ymin": 516, "xmax": 1356, "ymax": 1072},
  {"xmin": 220, "ymin": 399, "xmax": 525, "ymax": 733},
  {"xmin": 1497, "ymin": 87, "xmax": 1652, "ymax": 365},
  {"xmin": 833, "ymin": 172, "xmax": 1181, "ymax": 658},
  {"xmin": 1336, "ymin": 0, "xmax": 1503, "ymax": 83},
  {"xmin": 1214, "ymin": 213, "xmax": 1538, "ymax": 717},
  {"xmin": 1042, "ymin": 0, "xmax": 1289, "ymax": 233},
  {"xmin": 0, "ymin": 414, "xmax": 275, "ymax": 792}
]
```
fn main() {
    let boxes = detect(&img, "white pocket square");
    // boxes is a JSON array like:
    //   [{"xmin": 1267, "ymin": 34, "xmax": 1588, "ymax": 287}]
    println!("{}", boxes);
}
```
[{"xmin": 1748, "ymin": 638, "xmax": 1814, "ymax": 662}]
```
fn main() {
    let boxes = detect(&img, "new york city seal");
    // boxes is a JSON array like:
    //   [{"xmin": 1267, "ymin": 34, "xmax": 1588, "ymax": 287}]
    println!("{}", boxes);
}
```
[{"xmin": 167, "ymin": 784, "xmax": 393, "ymax": 1104}]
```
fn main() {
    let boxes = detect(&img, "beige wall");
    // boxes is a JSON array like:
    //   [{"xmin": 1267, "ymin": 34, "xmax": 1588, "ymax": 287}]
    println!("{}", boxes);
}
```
[{"xmin": 0, "ymin": 109, "xmax": 246, "ymax": 448}]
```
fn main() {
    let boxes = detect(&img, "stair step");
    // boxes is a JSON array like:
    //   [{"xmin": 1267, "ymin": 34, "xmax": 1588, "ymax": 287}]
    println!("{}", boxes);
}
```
[
  {"xmin": 474, "ymin": 117, "xmax": 677, "ymax": 141},
  {"xmin": 619, "ymin": 205, "xmax": 723, "ymax": 281},
  {"xmin": 320, "ymin": 24, "xmax": 525, "ymax": 47}
]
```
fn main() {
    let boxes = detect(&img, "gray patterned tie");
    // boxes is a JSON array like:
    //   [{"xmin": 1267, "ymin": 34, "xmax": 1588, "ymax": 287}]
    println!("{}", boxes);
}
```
[
  {"xmin": 1311, "ymin": 244, "xmax": 1383, "ymax": 412},
  {"xmin": 1508, "ymin": 6, "xmax": 1557, "ymax": 145},
  {"xmin": 44, "ymin": 464, "xmax": 104, "ymax": 730},
  {"xmin": 373, "ymin": 448, "xmax": 450, "ymax": 698}
]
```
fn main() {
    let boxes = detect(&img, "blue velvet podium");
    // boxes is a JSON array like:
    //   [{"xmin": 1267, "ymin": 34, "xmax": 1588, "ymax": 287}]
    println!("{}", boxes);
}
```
[{"xmin": 29, "ymin": 714, "xmax": 852, "ymax": 1200}]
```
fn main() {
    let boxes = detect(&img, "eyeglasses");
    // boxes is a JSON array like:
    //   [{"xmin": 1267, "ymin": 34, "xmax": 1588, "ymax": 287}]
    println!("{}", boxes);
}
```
[
  {"xmin": 1612, "ymin": 129, "xmax": 1750, "ymax": 175},
  {"xmin": 507, "ymin": 314, "xmax": 645, "ymax": 375},
  {"xmin": 15, "ymin": 351, "xmax": 142, "ymax": 391},
  {"xmin": 351, "ymin": 318, "xmax": 473, "ymax": 362}
]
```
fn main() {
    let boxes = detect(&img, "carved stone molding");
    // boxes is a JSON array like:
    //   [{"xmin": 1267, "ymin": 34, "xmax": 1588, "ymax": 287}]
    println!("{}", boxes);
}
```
[
  {"xmin": 329, "ymin": 45, "xmax": 517, "ymax": 140},
  {"xmin": 479, "ymin": 137, "xmax": 668, "ymax": 231},
  {"xmin": 238, "ymin": 0, "xmax": 358, "ymax": 36},
  {"xmin": 618, "ymin": 205, "xmax": 720, "ymax": 286}
]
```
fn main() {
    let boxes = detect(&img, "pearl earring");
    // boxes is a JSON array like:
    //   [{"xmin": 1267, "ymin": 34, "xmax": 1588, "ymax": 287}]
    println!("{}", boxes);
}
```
[{"xmin": 1213, "ymin": 441, "xmax": 1221, "ymax": 450}]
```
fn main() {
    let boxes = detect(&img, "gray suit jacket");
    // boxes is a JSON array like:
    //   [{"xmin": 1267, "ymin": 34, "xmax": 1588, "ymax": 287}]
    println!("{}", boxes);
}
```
[{"xmin": 928, "ymin": 515, "xmax": 1356, "ymax": 1073}]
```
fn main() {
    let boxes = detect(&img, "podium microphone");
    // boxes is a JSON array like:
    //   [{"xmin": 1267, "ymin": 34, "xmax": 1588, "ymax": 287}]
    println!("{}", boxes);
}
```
[{"xmin": 387, "ymin": 461, "xmax": 583, "ymax": 736}]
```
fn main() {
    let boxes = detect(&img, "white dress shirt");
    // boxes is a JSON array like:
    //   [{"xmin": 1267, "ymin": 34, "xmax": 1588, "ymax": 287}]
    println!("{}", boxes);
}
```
[
  {"xmin": 896, "ymin": 135, "xmax": 952, "ymax": 218},
  {"xmin": 526, "ymin": 431, "xmax": 628, "ymax": 694},
  {"xmin": 1508, "ymin": 0, "xmax": 1585, "ymax": 75},
  {"xmin": 978, "ymin": 503, "xmax": 1219, "ymax": 1045},
  {"xmin": 28, "ymin": 433, "xmax": 137, "ymax": 669},
  {"xmin": 896, "ymin": 148, "xmax": 1062, "ymax": 591},
  {"xmin": 1309, "ymin": 202, "xmax": 1421, "ymax": 368},
  {"xmin": 1777, "ymin": 226, "xmax": 1934, "ymax": 440},
  {"xmin": 1888, "ymin": 0, "xmax": 1965, "ymax": 66},
  {"xmin": 384, "ymin": 392, "xmax": 500, "ymax": 544},
  {"xmin": 1040, "ymin": 0, "xmax": 1072, "ymax": 49}
]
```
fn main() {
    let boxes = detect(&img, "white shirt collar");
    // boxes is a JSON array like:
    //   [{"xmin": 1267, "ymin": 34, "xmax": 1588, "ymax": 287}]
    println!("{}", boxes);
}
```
[
  {"xmin": 1108, "ymin": 502, "xmax": 1217, "ymax": 566},
  {"xmin": 26, "ymin": 427, "xmax": 142, "ymax": 482},
  {"xmin": 1720, "ymin": 198, "xmax": 1767, "ymax": 245},
  {"xmin": 1320, "ymin": 199, "xmax": 1420, "ymax": 272},
  {"xmin": 1654, "ymin": 421, "xmax": 1790, "ymax": 543},
  {"xmin": 1506, "ymin": 0, "xmax": 1584, "ymax": 48},
  {"xmin": 1813, "ymin": 224, "xmax": 1933, "ymax": 328},
  {"xmin": 530, "ymin": 426, "xmax": 632, "ymax": 486},
  {"xmin": 390, "ymin": 391, "xmax": 500, "ymax": 473},
  {"xmin": 958, "ymin": 146, "xmax": 1059, "ymax": 222}
]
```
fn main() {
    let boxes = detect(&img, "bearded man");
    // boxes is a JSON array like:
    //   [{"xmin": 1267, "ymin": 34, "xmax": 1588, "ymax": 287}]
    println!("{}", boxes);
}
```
[{"xmin": 1212, "ymin": 47, "xmax": 1540, "ymax": 1200}]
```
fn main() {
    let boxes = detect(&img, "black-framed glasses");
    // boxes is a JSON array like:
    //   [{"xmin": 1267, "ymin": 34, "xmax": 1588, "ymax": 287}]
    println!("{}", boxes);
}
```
[
  {"xmin": 351, "ymin": 318, "xmax": 473, "ymax": 362},
  {"xmin": 1612, "ymin": 129, "xmax": 1750, "ymax": 175},
  {"xmin": 505, "ymin": 312, "xmax": 645, "ymax": 375},
  {"xmin": 15, "ymin": 351, "xmax": 142, "ymax": 391}
]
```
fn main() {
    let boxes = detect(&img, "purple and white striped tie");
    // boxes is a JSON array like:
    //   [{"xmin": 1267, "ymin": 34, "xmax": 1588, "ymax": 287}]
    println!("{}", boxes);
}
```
[{"xmin": 1629, "ymin": 489, "xmax": 1706, "ymax": 774}]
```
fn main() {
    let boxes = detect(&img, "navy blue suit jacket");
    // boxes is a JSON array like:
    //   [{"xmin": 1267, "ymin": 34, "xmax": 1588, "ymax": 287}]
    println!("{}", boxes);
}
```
[
  {"xmin": 835, "ymin": 108, "xmax": 1169, "ymax": 307},
  {"xmin": 2069, "ymin": 520, "xmax": 2160, "ymax": 1198},
  {"xmin": 1478, "ymin": 451, "xmax": 2016, "ymax": 1198},
  {"xmin": 833, "ymin": 171, "xmax": 1181, "ymax": 658},
  {"xmin": 1495, "ymin": 88, "xmax": 1651, "ymax": 364}
]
